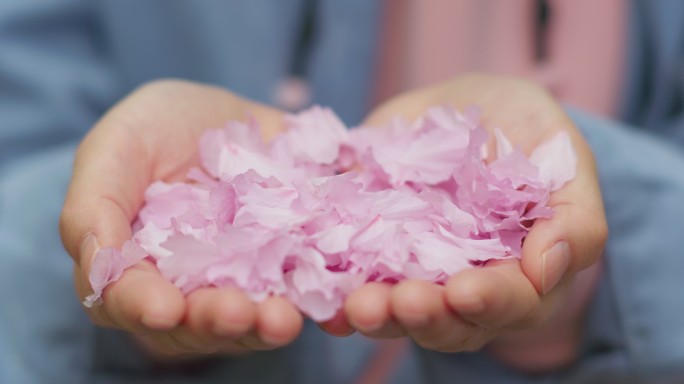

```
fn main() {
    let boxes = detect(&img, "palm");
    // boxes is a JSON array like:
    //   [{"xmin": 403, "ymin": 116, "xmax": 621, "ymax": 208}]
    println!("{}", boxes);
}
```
[{"xmin": 343, "ymin": 74, "xmax": 606, "ymax": 370}]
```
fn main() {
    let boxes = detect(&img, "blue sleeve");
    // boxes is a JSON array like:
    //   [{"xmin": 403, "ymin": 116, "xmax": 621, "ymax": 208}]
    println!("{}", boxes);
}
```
[
  {"xmin": 569, "ymin": 109, "xmax": 684, "ymax": 375},
  {"xmin": 307, "ymin": 0, "xmax": 381, "ymax": 125},
  {"xmin": 0, "ymin": 0, "xmax": 122, "ymax": 168},
  {"xmin": 0, "ymin": 3, "xmax": 121, "ymax": 379},
  {"xmin": 619, "ymin": 0, "xmax": 684, "ymax": 149}
]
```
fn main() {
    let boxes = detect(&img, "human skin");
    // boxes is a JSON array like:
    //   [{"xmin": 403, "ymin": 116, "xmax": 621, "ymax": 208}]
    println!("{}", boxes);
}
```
[
  {"xmin": 60, "ymin": 74, "xmax": 607, "ymax": 368},
  {"xmin": 338, "ymin": 74, "xmax": 607, "ymax": 372},
  {"xmin": 61, "ymin": 80, "xmax": 301, "ymax": 354}
]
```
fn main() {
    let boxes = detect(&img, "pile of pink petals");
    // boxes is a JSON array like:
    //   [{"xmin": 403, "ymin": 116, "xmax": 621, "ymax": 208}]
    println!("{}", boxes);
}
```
[{"xmin": 85, "ymin": 105, "xmax": 576, "ymax": 321}]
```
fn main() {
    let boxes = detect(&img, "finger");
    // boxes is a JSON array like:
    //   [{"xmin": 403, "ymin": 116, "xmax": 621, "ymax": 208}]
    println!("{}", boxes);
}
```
[
  {"xmin": 75, "ymin": 258, "xmax": 186, "ymax": 333},
  {"xmin": 97, "ymin": 260, "xmax": 186, "ymax": 332},
  {"xmin": 390, "ymin": 280, "xmax": 488, "ymax": 352},
  {"xmin": 445, "ymin": 259, "xmax": 553, "ymax": 330},
  {"xmin": 144, "ymin": 287, "xmax": 257, "ymax": 355},
  {"xmin": 141, "ymin": 292, "xmax": 302, "ymax": 355},
  {"xmin": 60, "ymin": 123, "xmax": 148, "ymax": 268},
  {"xmin": 62, "ymin": 134, "xmax": 184, "ymax": 332},
  {"xmin": 236, "ymin": 296, "xmax": 303, "ymax": 350},
  {"xmin": 73, "ymin": 264, "xmax": 115, "ymax": 328},
  {"xmin": 345, "ymin": 283, "xmax": 405, "ymax": 338},
  {"xmin": 519, "ymin": 115, "xmax": 607, "ymax": 295},
  {"xmin": 521, "ymin": 183, "xmax": 607, "ymax": 296},
  {"xmin": 187, "ymin": 287, "xmax": 257, "ymax": 338},
  {"xmin": 60, "ymin": 126, "xmax": 153, "ymax": 329},
  {"xmin": 485, "ymin": 263, "xmax": 602, "ymax": 372}
]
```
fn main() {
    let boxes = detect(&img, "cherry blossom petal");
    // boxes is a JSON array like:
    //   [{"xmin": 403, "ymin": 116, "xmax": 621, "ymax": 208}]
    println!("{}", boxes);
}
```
[
  {"xmin": 282, "ymin": 106, "xmax": 350, "ymax": 165},
  {"xmin": 84, "ymin": 241, "xmax": 147, "ymax": 307},
  {"xmin": 529, "ymin": 131, "xmax": 577, "ymax": 190},
  {"xmin": 87, "ymin": 105, "xmax": 576, "ymax": 322}
]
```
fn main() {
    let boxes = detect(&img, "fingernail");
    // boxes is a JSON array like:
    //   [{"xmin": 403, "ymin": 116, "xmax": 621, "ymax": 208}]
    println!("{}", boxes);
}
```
[
  {"xmin": 79, "ymin": 233, "xmax": 100, "ymax": 284},
  {"xmin": 80, "ymin": 233, "xmax": 101, "ymax": 268},
  {"xmin": 541, "ymin": 241, "xmax": 571, "ymax": 295}
]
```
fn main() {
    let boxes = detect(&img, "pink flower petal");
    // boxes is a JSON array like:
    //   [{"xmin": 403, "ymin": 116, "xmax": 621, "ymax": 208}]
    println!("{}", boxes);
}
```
[
  {"xmin": 199, "ymin": 119, "xmax": 265, "ymax": 178},
  {"xmin": 216, "ymin": 142, "xmax": 295, "ymax": 181},
  {"xmin": 313, "ymin": 223, "xmax": 357, "ymax": 254},
  {"xmin": 529, "ymin": 131, "xmax": 577, "ymax": 190},
  {"xmin": 87, "ymin": 105, "xmax": 576, "ymax": 323},
  {"xmin": 282, "ymin": 106, "xmax": 349, "ymax": 165},
  {"xmin": 139, "ymin": 182, "xmax": 212, "ymax": 229},
  {"xmin": 84, "ymin": 241, "xmax": 147, "ymax": 307}
]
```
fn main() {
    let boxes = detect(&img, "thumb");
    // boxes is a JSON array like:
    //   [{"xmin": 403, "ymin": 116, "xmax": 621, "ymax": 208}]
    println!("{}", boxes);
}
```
[
  {"xmin": 59, "ymin": 123, "xmax": 145, "ymax": 275},
  {"xmin": 521, "ymin": 137, "xmax": 608, "ymax": 295},
  {"xmin": 60, "ymin": 117, "xmax": 191, "ymax": 331}
]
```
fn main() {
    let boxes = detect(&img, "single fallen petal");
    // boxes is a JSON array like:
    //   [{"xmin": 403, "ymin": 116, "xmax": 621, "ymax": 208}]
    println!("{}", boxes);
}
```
[
  {"xmin": 84, "ymin": 241, "xmax": 147, "ymax": 307},
  {"xmin": 282, "ymin": 106, "xmax": 349, "ymax": 165},
  {"xmin": 529, "ymin": 131, "xmax": 577, "ymax": 190},
  {"xmin": 199, "ymin": 119, "xmax": 265, "ymax": 178}
]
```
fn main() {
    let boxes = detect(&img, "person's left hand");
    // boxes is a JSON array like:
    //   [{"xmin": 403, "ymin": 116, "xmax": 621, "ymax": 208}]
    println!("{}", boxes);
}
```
[{"xmin": 322, "ymin": 74, "xmax": 608, "ymax": 371}]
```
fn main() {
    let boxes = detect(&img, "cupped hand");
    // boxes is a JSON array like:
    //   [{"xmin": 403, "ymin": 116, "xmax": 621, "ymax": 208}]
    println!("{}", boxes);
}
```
[
  {"xmin": 60, "ymin": 80, "xmax": 303, "ymax": 356},
  {"xmin": 340, "ymin": 74, "xmax": 608, "ymax": 371}
]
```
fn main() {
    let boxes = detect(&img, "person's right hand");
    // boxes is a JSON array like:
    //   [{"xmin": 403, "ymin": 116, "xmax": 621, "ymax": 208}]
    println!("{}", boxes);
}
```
[{"xmin": 60, "ymin": 80, "xmax": 303, "ymax": 356}]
